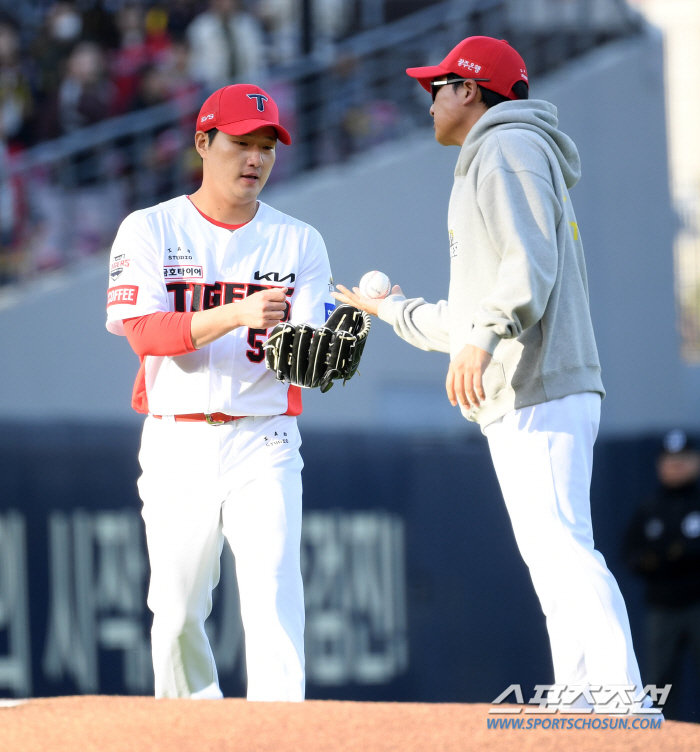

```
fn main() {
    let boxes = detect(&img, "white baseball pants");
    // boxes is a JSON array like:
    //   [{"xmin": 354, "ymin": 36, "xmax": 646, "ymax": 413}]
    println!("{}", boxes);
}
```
[
  {"xmin": 137, "ymin": 413, "xmax": 305, "ymax": 701},
  {"xmin": 484, "ymin": 392, "xmax": 646, "ymax": 705}
]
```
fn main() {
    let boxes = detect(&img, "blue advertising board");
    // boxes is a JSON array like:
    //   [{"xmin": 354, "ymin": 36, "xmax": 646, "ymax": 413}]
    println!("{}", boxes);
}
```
[{"xmin": 0, "ymin": 423, "xmax": 660, "ymax": 704}]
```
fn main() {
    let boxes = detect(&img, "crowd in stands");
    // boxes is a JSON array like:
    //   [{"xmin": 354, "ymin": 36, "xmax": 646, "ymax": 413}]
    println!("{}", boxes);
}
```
[
  {"xmin": 0, "ymin": 0, "xmax": 367, "ymax": 151},
  {"xmin": 0, "ymin": 0, "xmax": 416, "ymax": 287}
]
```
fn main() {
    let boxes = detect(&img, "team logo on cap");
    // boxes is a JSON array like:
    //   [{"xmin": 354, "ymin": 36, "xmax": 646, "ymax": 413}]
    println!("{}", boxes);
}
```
[
  {"xmin": 201, "ymin": 113, "xmax": 214, "ymax": 122},
  {"xmin": 458, "ymin": 58, "xmax": 482, "ymax": 74},
  {"xmin": 247, "ymin": 93, "xmax": 269, "ymax": 112}
]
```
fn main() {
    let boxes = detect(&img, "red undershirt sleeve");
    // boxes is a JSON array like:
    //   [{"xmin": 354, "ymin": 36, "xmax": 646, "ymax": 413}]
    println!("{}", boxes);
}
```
[{"xmin": 123, "ymin": 311, "xmax": 197, "ymax": 357}]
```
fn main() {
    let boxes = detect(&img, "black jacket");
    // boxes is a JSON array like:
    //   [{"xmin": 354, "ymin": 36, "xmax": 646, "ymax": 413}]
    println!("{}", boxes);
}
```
[{"xmin": 624, "ymin": 482, "xmax": 700, "ymax": 607}]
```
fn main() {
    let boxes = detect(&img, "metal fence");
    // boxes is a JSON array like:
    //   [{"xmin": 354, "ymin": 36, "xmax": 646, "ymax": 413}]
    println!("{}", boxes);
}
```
[{"xmin": 0, "ymin": 0, "xmax": 642, "ymax": 289}]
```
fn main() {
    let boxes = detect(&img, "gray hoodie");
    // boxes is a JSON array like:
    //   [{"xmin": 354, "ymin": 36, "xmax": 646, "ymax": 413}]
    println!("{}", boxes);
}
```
[{"xmin": 377, "ymin": 99, "xmax": 605, "ymax": 427}]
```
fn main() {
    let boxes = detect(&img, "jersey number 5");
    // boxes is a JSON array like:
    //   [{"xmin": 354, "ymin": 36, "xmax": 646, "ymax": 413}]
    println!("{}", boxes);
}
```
[{"xmin": 246, "ymin": 328, "xmax": 267, "ymax": 363}]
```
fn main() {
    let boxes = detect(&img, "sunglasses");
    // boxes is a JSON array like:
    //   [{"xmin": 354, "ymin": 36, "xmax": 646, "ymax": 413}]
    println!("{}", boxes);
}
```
[{"xmin": 430, "ymin": 77, "xmax": 491, "ymax": 102}]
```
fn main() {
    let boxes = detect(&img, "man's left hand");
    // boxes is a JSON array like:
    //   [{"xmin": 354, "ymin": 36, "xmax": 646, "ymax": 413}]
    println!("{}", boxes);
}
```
[{"xmin": 446, "ymin": 344, "xmax": 492, "ymax": 409}]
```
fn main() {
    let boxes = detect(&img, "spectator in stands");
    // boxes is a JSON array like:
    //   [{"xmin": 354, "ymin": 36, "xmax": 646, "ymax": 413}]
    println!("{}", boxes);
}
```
[
  {"xmin": 186, "ymin": 0, "xmax": 265, "ymax": 86},
  {"xmin": 48, "ymin": 41, "xmax": 112, "ymax": 135},
  {"xmin": 131, "ymin": 63, "xmax": 170, "ymax": 110},
  {"xmin": 317, "ymin": 52, "xmax": 399, "ymax": 163},
  {"xmin": 130, "ymin": 61, "xmax": 187, "ymax": 202},
  {"xmin": 256, "ymin": 0, "xmax": 352, "ymax": 64},
  {"xmin": 166, "ymin": 0, "xmax": 204, "ymax": 40},
  {"xmin": 256, "ymin": 0, "xmax": 299, "ymax": 65},
  {"xmin": 314, "ymin": 0, "xmax": 352, "ymax": 51},
  {"xmin": 0, "ymin": 145, "xmax": 16, "ymax": 283},
  {"xmin": 112, "ymin": 5, "xmax": 180, "ymax": 115},
  {"xmin": 143, "ymin": 6, "xmax": 173, "ymax": 61},
  {"xmin": 32, "ymin": 3, "xmax": 83, "ymax": 104},
  {"xmin": 80, "ymin": 0, "xmax": 120, "ymax": 51},
  {"xmin": 111, "ymin": 4, "xmax": 151, "ymax": 114},
  {"xmin": 0, "ymin": 16, "xmax": 33, "ymax": 146},
  {"xmin": 624, "ymin": 429, "xmax": 700, "ymax": 720},
  {"xmin": 159, "ymin": 36, "xmax": 199, "ymax": 103}
]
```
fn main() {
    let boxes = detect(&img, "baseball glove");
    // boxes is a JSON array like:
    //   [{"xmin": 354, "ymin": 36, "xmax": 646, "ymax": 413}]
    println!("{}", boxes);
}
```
[{"xmin": 263, "ymin": 304, "xmax": 371, "ymax": 392}]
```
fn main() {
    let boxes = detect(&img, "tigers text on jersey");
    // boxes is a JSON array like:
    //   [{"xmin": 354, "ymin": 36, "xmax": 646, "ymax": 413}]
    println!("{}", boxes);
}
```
[{"xmin": 105, "ymin": 196, "xmax": 335, "ymax": 417}]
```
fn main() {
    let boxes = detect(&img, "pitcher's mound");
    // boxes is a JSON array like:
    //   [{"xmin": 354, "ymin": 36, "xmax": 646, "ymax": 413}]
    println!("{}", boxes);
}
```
[{"xmin": 1, "ymin": 696, "xmax": 696, "ymax": 751}]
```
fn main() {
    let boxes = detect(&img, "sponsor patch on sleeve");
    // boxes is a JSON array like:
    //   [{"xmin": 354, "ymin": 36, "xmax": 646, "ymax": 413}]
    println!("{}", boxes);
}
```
[
  {"xmin": 107, "ymin": 285, "xmax": 139, "ymax": 307},
  {"xmin": 324, "ymin": 302, "xmax": 336, "ymax": 319},
  {"xmin": 164, "ymin": 265, "xmax": 203, "ymax": 279}
]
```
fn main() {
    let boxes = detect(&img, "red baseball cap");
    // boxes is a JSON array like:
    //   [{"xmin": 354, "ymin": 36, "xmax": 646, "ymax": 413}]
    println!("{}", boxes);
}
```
[
  {"xmin": 406, "ymin": 36, "xmax": 528, "ymax": 100},
  {"xmin": 196, "ymin": 84, "xmax": 292, "ymax": 145}
]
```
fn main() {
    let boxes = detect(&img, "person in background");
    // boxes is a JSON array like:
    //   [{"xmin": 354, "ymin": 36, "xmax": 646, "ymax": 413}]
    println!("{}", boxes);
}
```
[
  {"xmin": 313, "ymin": 0, "xmax": 352, "ymax": 51},
  {"xmin": 31, "ymin": 2, "xmax": 83, "ymax": 106},
  {"xmin": 624, "ymin": 429, "xmax": 700, "ymax": 720},
  {"xmin": 131, "ymin": 64, "xmax": 170, "ymax": 111},
  {"xmin": 0, "ymin": 16, "xmax": 33, "ymax": 147},
  {"xmin": 143, "ymin": 6, "xmax": 172, "ymax": 61},
  {"xmin": 111, "ymin": 5, "xmax": 176, "ymax": 115},
  {"xmin": 256, "ymin": 0, "xmax": 352, "ymax": 65},
  {"xmin": 80, "ymin": 0, "xmax": 120, "ymax": 51},
  {"xmin": 159, "ymin": 36, "xmax": 198, "ymax": 102},
  {"xmin": 111, "ymin": 4, "xmax": 151, "ymax": 114},
  {"xmin": 256, "ymin": 0, "xmax": 299, "ymax": 65},
  {"xmin": 54, "ymin": 41, "xmax": 112, "ymax": 134},
  {"xmin": 0, "ymin": 133, "xmax": 30, "ymax": 284},
  {"xmin": 186, "ymin": 0, "xmax": 265, "ymax": 87},
  {"xmin": 166, "ymin": 0, "xmax": 204, "ymax": 40}
]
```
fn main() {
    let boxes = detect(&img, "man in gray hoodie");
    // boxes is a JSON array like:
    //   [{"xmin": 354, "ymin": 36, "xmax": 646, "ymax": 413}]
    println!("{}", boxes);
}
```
[{"xmin": 334, "ymin": 36, "xmax": 653, "ymax": 713}]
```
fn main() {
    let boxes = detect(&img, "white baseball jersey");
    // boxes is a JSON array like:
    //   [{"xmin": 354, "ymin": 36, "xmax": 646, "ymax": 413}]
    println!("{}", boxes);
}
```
[{"xmin": 106, "ymin": 196, "xmax": 335, "ymax": 416}]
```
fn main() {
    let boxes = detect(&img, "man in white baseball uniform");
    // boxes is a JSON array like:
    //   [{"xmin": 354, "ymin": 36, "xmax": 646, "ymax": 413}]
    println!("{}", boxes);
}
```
[
  {"xmin": 106, "ymin": 84, "xmax": 335, "ymax": 701},
  {"xmin": 335, "ymin": 37, "xmax": 654, "ymax": 713}
]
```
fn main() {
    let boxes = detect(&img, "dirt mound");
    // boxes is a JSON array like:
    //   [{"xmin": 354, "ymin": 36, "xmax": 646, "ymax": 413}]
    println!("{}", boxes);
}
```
[{"xmin": 1, "ymin": 697, "xmax": 696, "ymax": 751}]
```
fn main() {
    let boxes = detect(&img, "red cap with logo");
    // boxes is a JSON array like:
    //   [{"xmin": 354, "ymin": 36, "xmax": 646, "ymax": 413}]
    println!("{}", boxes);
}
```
[
  {"xmin": 406, "ymin": 36, "xmax": 528, "ymax": 100},
  {"xmin": 196, "ymin": 83, "xmax": 292, "ymax": 145}
]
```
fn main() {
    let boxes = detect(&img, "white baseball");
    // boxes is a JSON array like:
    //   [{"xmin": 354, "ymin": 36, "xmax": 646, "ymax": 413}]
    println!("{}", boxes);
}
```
[{"xmin": 359, "ymin": 270, "xmax": 391, "ymax": 299}]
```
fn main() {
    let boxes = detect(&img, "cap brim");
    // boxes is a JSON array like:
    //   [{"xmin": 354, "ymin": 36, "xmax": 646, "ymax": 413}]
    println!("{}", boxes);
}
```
[
  {"xmin": 406, "ymin": 65, "xmax": 451, "ymax": 92},
  {"xmin": 217, "ymin": 118, "xmax": 292, "ymax": 145}
]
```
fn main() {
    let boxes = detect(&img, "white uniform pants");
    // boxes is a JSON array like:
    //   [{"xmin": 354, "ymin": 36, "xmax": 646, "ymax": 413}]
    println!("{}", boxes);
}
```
[
  {"xmin": 484, "ymin": 393, "xmax": 646, "ymax": 704},
  {"xmin": 137, "ymin": 413, "xmax": 305, "ymax": 701}
]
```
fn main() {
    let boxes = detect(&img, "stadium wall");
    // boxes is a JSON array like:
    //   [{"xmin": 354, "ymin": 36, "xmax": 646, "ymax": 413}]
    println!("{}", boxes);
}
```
[{"xmin": 0, "ymin": 422, "xmax": 670, "ymax": 702}]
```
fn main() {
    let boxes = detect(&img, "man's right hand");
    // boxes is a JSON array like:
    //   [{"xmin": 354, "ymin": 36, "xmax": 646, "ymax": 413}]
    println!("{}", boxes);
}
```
[
  {"xmin": 191, "ymin": 287, "xmax": 289, "ymax": 349},
  {"xmin": 231, "ymin": 287, "xmax": 288, "ymax": 329}
]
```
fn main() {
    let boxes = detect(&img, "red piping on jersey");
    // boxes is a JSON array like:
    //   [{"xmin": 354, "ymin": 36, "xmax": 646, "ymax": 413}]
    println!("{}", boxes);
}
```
[{"xmin": 187, "ymin": 195, "xmax": 251, "ymax": 230}]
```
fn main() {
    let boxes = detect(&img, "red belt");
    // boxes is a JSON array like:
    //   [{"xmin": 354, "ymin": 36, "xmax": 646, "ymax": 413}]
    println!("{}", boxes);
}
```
[{"xmin": 152, "ymin": 413, "xmax": 247, "ymax": 426}]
